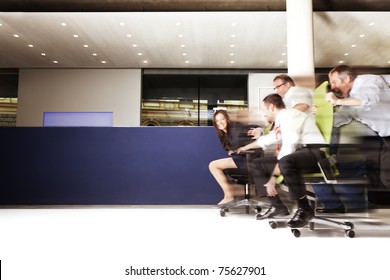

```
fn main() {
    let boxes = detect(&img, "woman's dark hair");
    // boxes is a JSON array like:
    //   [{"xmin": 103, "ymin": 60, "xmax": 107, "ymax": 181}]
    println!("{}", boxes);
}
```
[
  {"xmin": 263, "ymin": 93, "xmax": 286, "ymax": 109},
  {"xmin": 212, "ymin": 110, "xmax": 231, "ymax": 150}
]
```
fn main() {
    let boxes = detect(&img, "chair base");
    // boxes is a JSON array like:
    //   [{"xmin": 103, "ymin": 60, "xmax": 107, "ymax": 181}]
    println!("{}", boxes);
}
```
[
  {"xmin": 267, "ymin": 213, "xmax": 356, "ymax": 238},
  {"xmin": 219, "ymin": 198, "xmax": 270, "ymax": 217}
]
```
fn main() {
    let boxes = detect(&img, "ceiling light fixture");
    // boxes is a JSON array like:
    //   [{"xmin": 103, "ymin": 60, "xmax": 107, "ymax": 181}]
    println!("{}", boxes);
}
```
[
  {"xmin": 344, "ymin": 53, "xmax": 349, "ymax": 56},
  {"xmin": 73, "ymin": 34, "xmax": 79, "ymax": 38},
  {"xmin": 369, "ymin": 22, "xmax": 375, "ymax": 26},
  {"xmin": 143, "ymin": 60, "xmax": 148, "ymax": 64},
  {"xmin": 231, "ymin": 22, "xmax": 237, "ymax": 26},
  {"xmin": 182, "ymin": 53, "xmax": 187, "ymax": 56},
  {"xmin": 230, "ymin": 61, "xmax": 235, "ymax": 64},
  {"xmin": 351, "ymin": 44, "xmax": 357, "ymax": 47},
  {"xmin": 339, "ymin": 60, "xmax": 344, "ymax": 64},
  {"xmin": 185, "ymin": 60, "xmax": 190, "ymax": 64},
  {"xmin": 101, "ymin": 61, "xmax": 107, "ymax": 64},
  {"xmin": 229, "ymin": 53, "xmax": 234, "ymax": 56},
  {"xmin": 53, "ymin": 60, "xmax": 58, "ymax": 64},
  {"xmin": 180, "ymin": 44, "xmax": 186, "ymax": 48},
  {"xmin": 137, "ymin": 53, "xmax": 142, "ymax": 56},
  {"xmin": 60, "ymin": 23, "xmax": 67, "ymax": 27},
  {"xmin": 230, "ymin": 44, "xmax": 235, "ymax": 48},
  {"xmin": 28, "ymin": 44, "xmax": 34, "ymax": 48},
  {"xmin": 126, "ymin": 34, "xmax": 132, "ymax": 38},
  {"xmin": 41, "ymin": 53, "xmax": 46, "ymax": 56},
  {"xmin": 83, "ymin": 44, "xmax": 89, "ymax": 48},
  {"xmin": 359, "ymin": 34, "xmax": 365, "ymax": 38},
  {"xmin": 92, "ymin": 53, "xmax": 98, "ymax": 56},
  {"xmin": 230, "ymin": 34, "xmax": 236, "ymax": 38},
  {"xmin": 178, "ymin": 34, "xmax": 184, "ymax": 38},
  {"xmin": 132, "ymin": 44, "xmax": 138, "ymax": 47},
  {"xmin": 119, "ymin": 22, "xmax": 125, "ymax": 26},
  {"xmin": 13, "ymin": 34, "xmax": 20, "ymax": 38},
  {"xmin": 176, "ymin": 22, "xmax": 181, "ymax": 26}
]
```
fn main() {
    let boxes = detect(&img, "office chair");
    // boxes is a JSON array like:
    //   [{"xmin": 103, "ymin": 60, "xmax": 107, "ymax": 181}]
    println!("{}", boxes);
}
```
[
  {"xmin": 219, "ymin": 149, "xmax": 271, "ymax": 217},
  {"xmin": 269, "ymin": 81, "xmax": 367, "ymax": 238}
]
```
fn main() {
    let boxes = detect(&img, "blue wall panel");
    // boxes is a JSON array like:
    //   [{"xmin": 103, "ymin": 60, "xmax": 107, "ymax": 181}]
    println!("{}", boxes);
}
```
[{"xmin": 0, "ymin": 127, "xmax": 227, "ymax": 205}]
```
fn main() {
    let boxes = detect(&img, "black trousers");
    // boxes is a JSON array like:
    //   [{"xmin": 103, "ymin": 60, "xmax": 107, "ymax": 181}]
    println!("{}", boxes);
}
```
[
  {"xmin": 249, "ymin": 156, "xmax": 278, "ymax": 197},
  {"xmin": 278, "ymin": 148, "xmax": 325, "ymax": 200}
]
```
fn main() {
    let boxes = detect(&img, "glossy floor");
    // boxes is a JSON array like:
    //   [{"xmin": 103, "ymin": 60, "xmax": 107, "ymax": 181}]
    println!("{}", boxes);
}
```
[{"xmin": 1, "ymin": 205, "xmax": 390, "ymax": 280}]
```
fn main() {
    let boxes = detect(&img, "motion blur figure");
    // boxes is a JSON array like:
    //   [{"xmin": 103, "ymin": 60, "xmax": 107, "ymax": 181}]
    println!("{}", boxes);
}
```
[{"xmin": 327, "ymin": 65, "xmax": 390, "ymax": 191}]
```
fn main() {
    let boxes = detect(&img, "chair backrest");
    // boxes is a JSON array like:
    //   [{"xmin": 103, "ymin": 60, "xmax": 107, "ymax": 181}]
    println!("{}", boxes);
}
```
[{"xmin": 313, "ymin": 81, "xmax": 334, "ymax": 145}]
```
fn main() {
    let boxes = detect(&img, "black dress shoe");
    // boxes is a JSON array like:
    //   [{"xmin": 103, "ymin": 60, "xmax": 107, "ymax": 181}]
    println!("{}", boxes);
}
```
[
  {"xmin": 256, "ymin": 206, "xmax": 290, "ymax": 220},
  {"xmin": 316, "ymin": 207, "xmax": 345, "ymax": 214},
  {"xmin": 287, "ymin": 208, "xmax": 314, "ymax": 228}
]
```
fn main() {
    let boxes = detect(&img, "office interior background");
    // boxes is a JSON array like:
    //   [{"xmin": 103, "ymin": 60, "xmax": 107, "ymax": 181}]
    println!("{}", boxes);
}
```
[{"xmin": 1, "ymin": 0, "xmax": 390, "ymax": 205}]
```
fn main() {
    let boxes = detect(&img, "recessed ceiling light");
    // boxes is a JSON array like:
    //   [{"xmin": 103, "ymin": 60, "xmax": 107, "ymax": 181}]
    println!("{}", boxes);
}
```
[
  {"xmin": 229, "ymin": 53, "xmax": 235, "ymax": 56},
  {"xmin": 137, "ymin": 53, "xmax": 142, "ymax": 56},
  {"xmin": 119, "ymin": 22, "xmax": 125, "ymax": 26},
  {"xmin": 281, "ymin": 52, "xmax": 286, "ymax": 56},
  {"xmin": 231, "ymin": 22, "xmax": 237, "ymax": 26},
  {"xmin": 369, "ymin": 22, "xmax": 375, "ymax": 26},
  {"xmin": 388, "ymin": 61, "xmax": 390, "ymax": 64},
  {"xmin": 60, "ymin": 22, "xmax": 67, "ymax": 27},
  {"xmin": 230, "ymin": 44, "xmax": 235, "ymax": 48},
  {"xmin": 230, "ymin": 61, "xmax": 235, "ymax": 64},
  {"xmin": 132, "ymin": 44, "xmax": 138, "ymax": 47},
  {"xmin": 351, "ymin": 44, "xmax": 357, "ymax": 47},
  {"xmin": 41, "ymin": 53, "xmax": 46, "ymax": 56},
  {"xmin": 182, "ymin": 53, "xmax": 187, "ymax": 56},
  {"xmin": 178, "ymin": 34, "xmax": 184, "ymax": 38},
  {"xmin": 230, "ymin": 34, "xmax": 236, "ymax": 38},
  {"xmin": 0, "ymin": 23, "xmax": 3, "ymax": 27},
  {"xmin": 143, "ymin": 60, "xmax": 148, "ymax": 64},
  {"xmin": 53, "ymin": 60, "xmax": 59, "ymax": 64},
  {"xmin": 126, "ymin": 34, "xmax": 132, "ymax": 38},
  {"xmin": 92, "ymin": 53, "xmax": 98, "ymax": 56},
  {"xmin": 279, "ymin": 60, "xmax": 284, "ymax": 63},
  {"xmin": 101, "ymin": 60, "xmax": 107, "ymax": 64},
  {"xmin": 13, "ymin": 34, "xmax": 20, "ymax": 38},
  {"xmin": 83, "ymin": 44, "xmax": 89, "ymax": 48},
  {"xmin": 28, "ymin": 44, "xmax": 34, "ymax": 48},
  {"xmin": 185, "ymin": 60, "xmax": 190, "ymax": 64},
  {"xmin": 180, "ymin": 44, "xmax": 186, "ymax": 48},
  {"xmin": 176, "ymin": 22, "xmax": 181, "ymax": 26},
  {"xmin": 339, "ymin": 60, "xmax": 344, "ymax": 64},
  {"xmin": 344, "ymin": 53, "xmax": 349, "ymax": 56},
  {"xmin": 73, "ymin": 34, "xmax": 79, "ymax": 38},
  {"xmin": 359, "ymin": 34, "xmax": 365, "ymax": 38}
]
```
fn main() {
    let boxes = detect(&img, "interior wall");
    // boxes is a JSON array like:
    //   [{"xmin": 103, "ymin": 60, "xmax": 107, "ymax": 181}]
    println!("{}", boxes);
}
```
[{"xmin": 16, "ymin": 68, "xmax": 142, "ymax": 127}]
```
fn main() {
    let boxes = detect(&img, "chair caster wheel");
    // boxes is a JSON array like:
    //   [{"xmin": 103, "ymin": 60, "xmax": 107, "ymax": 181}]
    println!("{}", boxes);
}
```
[
  {"xmin": 255, "ymin": 206, "xmax": 262, "ymax": 213},
  {"xmin": 269, "ymin": 221, "xmax": 278, "ymax": 229},
  {"xmin": 346, "ymin": 230, "xmax": 355, "ymax": 238},
  {"xmin": 220, "ymin": 209, "xmax": 226, "ymax": 217},
  {"xmin": 291, "ymin": 229, "xmax": 301, "ymax": 238},
  {"xmin": 345, "ymin": 222, "xmax": 354, "ymax": 229},
  {"xmin": 309, "ymin": 222, "xmax": 315, "ymax": 231}
]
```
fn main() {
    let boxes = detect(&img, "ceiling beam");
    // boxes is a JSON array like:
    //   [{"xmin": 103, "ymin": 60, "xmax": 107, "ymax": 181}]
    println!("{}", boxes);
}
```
[{"xmin": 2, "ymin": 0, "xmax": 390, "ymax": 12}]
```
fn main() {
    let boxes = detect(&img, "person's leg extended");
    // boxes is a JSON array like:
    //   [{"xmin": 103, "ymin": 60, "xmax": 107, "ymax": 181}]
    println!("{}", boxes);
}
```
[{"xmin": 279, "ymin": 149, "xmax": 321, "ymax": 227}]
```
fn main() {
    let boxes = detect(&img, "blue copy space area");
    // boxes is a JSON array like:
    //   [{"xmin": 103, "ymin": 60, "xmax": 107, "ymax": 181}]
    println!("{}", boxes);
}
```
[{"xmin": 0, "ymin": 127, "xmax": 226, "ymax": 204}]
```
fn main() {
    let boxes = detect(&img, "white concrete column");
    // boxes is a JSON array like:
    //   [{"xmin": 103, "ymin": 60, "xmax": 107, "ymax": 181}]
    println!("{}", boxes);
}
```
[{"xmin": 286, "ymin": 0, "xmax": 315, "ymax": 88}]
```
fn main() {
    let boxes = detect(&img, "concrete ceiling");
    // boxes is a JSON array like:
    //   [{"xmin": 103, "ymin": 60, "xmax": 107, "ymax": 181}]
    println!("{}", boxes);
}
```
[{"xmin": 1, "ymin": 1, "xmax": 390, "ymax": 69}]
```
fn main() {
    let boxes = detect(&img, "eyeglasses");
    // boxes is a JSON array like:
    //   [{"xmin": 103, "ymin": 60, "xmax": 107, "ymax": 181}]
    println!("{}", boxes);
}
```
[{"xmin": 273, "ymin": 82, "xmax": 286, "ymax": 90}]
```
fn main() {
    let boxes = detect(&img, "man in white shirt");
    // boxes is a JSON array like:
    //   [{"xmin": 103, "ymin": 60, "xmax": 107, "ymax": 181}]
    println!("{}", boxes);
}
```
[
  {"xmin": 273, "ymin": 74, "xmax": 314, "ymax": 114},
  {"xmin": 327, "ymin": 65, "xmax": 390, "ymax": 190},
  {"xmin": 238, "ymin": 94, "xmax": 326, "ymax": 228}
]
